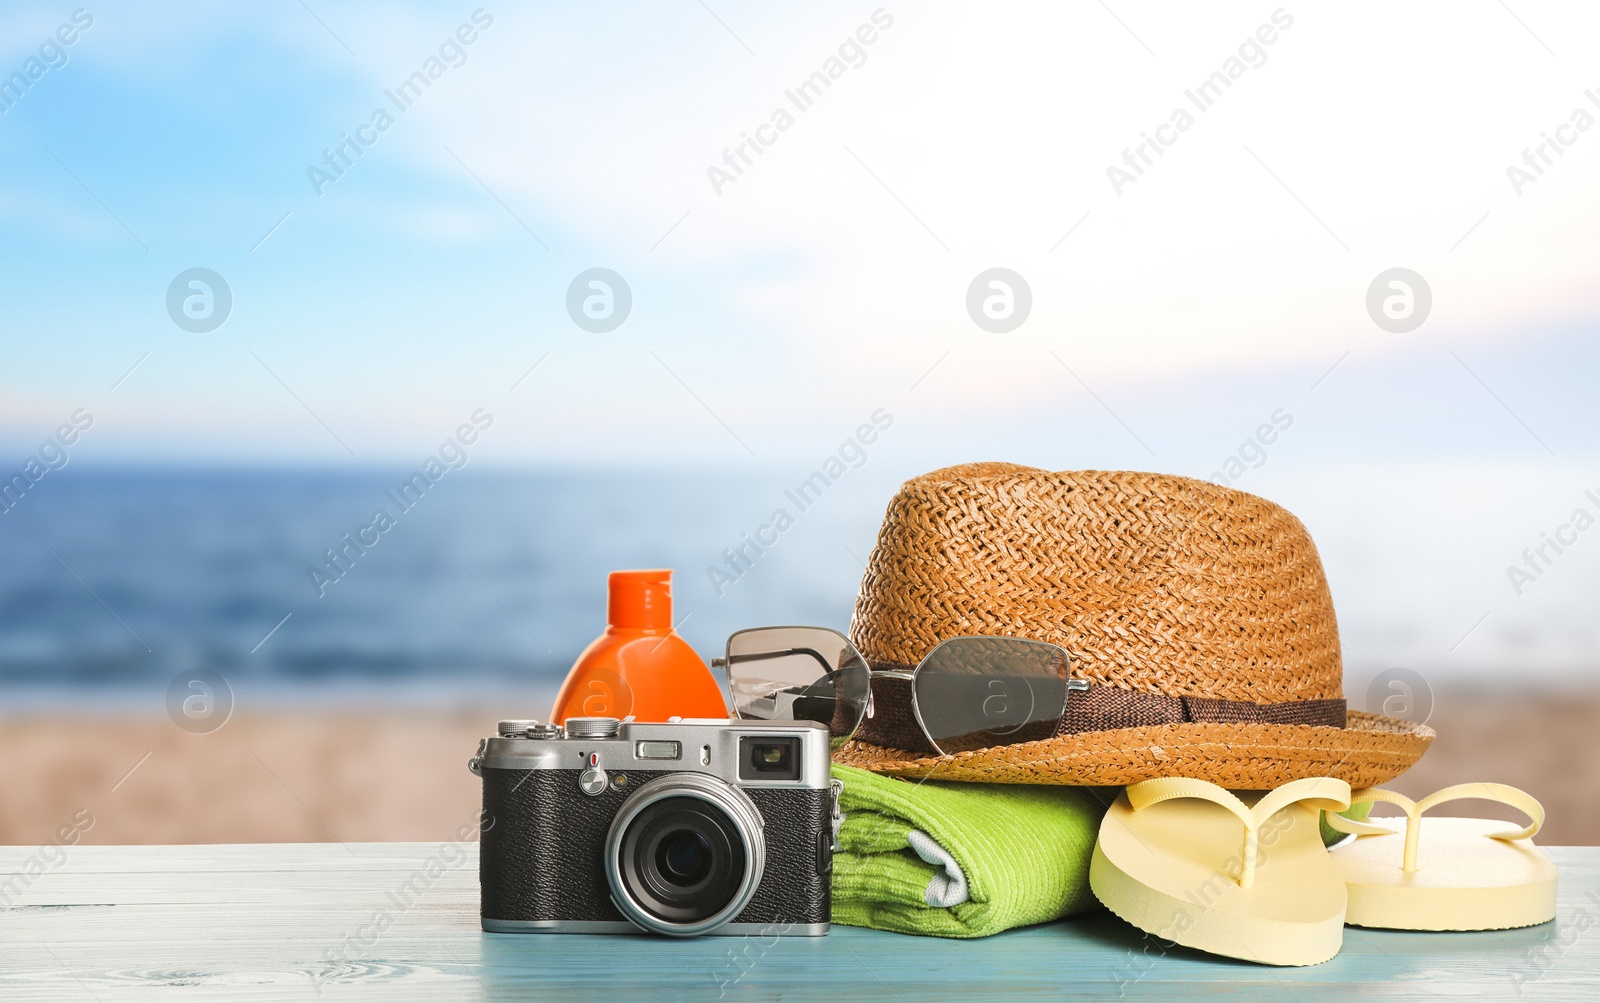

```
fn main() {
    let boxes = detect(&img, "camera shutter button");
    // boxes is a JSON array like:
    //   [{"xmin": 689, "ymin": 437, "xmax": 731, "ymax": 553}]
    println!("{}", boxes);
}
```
[{"xmin": 579, "ymin": 752, "xmax": 608, "ymax": 796}]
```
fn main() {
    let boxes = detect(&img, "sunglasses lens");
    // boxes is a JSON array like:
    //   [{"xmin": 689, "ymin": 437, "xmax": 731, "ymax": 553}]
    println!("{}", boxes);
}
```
[
  {"xmin": 723, "ymin": 627, "xmax": 870, "ymax": 749},
  {"xmin": 913, "ymin": 637, "xmax": 1070, "ymax": 755}
]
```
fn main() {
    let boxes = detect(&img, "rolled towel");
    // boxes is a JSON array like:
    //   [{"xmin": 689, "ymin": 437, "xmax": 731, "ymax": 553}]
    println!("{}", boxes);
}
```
[{"xmin": 830, "ymin": 764, "xmax": 1106, "ymax": 937}]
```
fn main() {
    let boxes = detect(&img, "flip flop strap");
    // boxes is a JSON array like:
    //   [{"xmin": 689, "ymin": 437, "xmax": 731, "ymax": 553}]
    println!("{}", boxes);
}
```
[
  {"xmin": 1326, "ymin": 783, "xmax": 1545, "ymax": 873},
  {"xmin": 1125, "ymin": 776, "xmax": 1352, "ymax": 888}
]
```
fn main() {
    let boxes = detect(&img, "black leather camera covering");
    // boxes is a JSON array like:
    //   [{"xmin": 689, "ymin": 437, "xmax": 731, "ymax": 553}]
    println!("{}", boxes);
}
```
[{"xmin": 480, "ymin": 768, "xmax": 831, "ymax": 927}]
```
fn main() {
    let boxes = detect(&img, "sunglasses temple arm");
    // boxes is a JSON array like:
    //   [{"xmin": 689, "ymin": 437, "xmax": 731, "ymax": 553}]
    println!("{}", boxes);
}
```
[{"xmin": 719, "ymin": 647, "xmax": 842, "ymax": 677}]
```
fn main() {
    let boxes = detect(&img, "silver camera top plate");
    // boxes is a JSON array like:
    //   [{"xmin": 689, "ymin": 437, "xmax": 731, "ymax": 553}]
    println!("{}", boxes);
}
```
[{"xmin": 478, "ymin": 717, "xmax": 832, "ymax": 789}]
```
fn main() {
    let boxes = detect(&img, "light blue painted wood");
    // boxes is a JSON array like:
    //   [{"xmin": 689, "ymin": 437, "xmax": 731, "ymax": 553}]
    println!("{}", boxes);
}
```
[{"xmin": 0, "ymin": 843, "xmax": 1593, "ymax": 1001}]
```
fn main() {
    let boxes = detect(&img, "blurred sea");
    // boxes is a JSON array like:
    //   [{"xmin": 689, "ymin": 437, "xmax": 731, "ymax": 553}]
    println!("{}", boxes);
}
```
[
  {"xmin": 2, "ymin": 463, "xmax": 1596, "ymax": 713},
  {"xmin": 0, "ymin": 467, "xmax": 883, "ymax": 712}
]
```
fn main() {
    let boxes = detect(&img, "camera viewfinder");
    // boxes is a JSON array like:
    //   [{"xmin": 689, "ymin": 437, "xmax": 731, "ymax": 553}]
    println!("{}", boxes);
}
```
[{"xmin": 739, "ymin": 736, "xmax": 801, "ymax": 781}]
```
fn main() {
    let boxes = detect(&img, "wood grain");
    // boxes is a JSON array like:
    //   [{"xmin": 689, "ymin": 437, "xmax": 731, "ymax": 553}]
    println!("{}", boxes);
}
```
[{"xmin": 2, "ymin": 843, "xmax": 1594, "ymax": 1001}]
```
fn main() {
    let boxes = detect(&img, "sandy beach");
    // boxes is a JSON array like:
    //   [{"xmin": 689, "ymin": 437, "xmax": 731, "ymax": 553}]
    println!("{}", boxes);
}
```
[{"xmin": 3, "ymin": 687, "xmax": 1597, "ymax": 847}]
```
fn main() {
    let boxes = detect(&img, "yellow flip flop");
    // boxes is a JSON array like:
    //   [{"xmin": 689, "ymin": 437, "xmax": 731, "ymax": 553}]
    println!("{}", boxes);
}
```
[
  {"xmin": 1325, "ymin": 782, "xmax": 1558, "ymax": 931},
  {"xmin": 1090, "ymin": 776, "xmax": 1353, "ymax": 966}
]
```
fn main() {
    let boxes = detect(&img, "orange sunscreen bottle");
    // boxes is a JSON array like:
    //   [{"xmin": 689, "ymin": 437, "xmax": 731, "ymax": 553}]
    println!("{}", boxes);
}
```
[{"xmin": 549, "ymin": 569, "xmax": 728, "ymax": 723}]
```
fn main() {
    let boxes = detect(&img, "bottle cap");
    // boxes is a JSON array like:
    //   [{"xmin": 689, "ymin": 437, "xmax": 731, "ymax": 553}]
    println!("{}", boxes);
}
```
[{"xmin": 608, "ymin": 569, "xmax": 674, "ymax": 630}]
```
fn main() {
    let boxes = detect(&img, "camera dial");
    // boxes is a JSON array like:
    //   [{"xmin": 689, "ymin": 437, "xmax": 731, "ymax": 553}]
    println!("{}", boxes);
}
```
[{"xmin": 565, "ymin": 716, "xmax": 621, "ymax": 739}]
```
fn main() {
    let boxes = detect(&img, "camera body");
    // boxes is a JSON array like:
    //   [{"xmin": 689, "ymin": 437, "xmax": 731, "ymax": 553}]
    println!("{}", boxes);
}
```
[{"xmin": 473, "ymin": 716, "xmax": 837, "ymax": 937}]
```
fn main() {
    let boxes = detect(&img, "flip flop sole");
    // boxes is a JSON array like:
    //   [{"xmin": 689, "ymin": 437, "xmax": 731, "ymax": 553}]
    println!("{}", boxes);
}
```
[
  {"xmin": 1334, "ymin": 817, "xmax": 1558, "ymax": 931},
  {"xmin": 1090, "ymin": 792, "xmax": 1346, "ymax": 966}
]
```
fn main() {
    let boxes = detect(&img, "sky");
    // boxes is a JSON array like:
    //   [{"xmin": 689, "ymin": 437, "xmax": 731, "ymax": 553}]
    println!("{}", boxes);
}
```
[
  {"xmin": 1, "ymin": 2, "xmax": 1599, "ymax": 680},
  {"xmin": 1, "ymin": 1, "xmax": 1595, "ymax": 466}
]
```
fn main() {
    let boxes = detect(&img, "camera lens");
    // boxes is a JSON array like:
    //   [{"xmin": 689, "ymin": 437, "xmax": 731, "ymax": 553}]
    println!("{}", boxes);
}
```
[
  {"xmin": 624, "ymin": 799, "xmax": 741, "ymax": 919},
  {"xmin": 658, "ymin": 829, "xmax": 711, "ymax": 883},
  {"xmin": 606, "ymin": 775, "xmax": 766, "ymax": 936}
]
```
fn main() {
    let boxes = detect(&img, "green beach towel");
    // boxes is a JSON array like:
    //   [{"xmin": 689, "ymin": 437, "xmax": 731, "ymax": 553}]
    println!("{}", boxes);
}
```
[{"xmin": 830, "ymin": 764, "xmax": 1107, "ymax": 938}]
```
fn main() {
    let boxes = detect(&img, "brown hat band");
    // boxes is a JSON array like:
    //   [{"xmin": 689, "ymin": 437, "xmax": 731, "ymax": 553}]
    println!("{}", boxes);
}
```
[{"xmin": 856, "ymin": 670, "xmax": 1348, "ymax": 756}]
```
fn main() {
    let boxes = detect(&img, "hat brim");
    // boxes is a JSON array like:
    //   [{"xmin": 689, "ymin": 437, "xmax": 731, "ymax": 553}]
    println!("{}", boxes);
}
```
[{"xmin": 831, "ymin": 711, "xmax": 1434, "ymax": 789}]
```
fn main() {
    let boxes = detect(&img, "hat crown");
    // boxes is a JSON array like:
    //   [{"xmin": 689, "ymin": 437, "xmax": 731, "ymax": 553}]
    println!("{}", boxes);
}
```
[{"xmin": 850, "ymin": 464, "xmax": 1342, "ymax": 703}]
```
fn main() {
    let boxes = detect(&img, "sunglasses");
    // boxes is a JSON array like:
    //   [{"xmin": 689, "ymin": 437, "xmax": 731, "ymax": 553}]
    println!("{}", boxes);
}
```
[{"xmin": 712, "ymin": 627, "xmax": 1087, "ymax": 755}]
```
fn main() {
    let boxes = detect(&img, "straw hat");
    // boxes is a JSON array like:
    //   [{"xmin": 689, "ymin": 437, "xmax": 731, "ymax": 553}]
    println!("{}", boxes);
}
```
[{"xmin": 833, "ymin": 463, "xmax": 1433, "ymax": 788}]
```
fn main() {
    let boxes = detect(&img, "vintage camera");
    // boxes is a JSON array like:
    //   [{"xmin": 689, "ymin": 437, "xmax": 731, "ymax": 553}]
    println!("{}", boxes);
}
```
[{"xmin": 470, "ymin": 716, "xmax": 839, "ymax": 937}]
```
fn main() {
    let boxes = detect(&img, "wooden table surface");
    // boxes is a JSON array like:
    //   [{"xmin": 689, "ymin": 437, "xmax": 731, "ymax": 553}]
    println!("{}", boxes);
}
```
[{"xmin": 2, "ymin": 843, "xmax": 1594, "ymax": 1001}]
